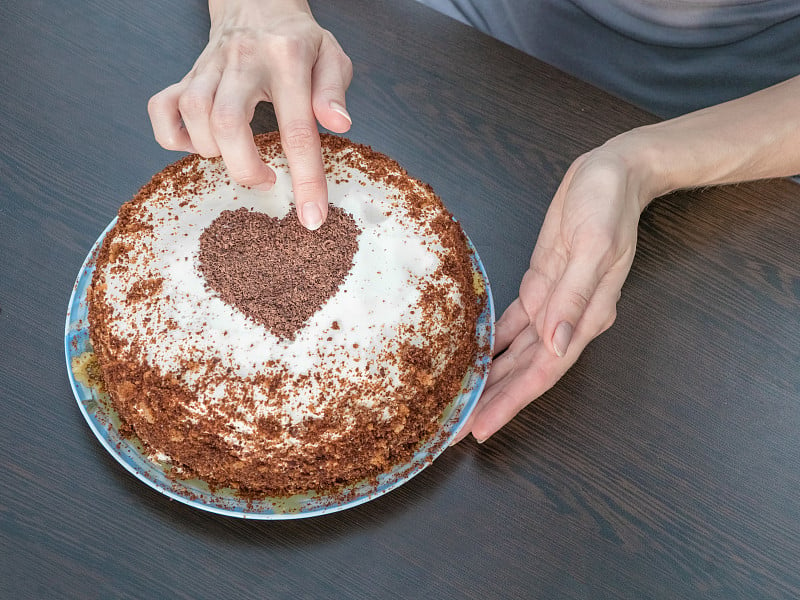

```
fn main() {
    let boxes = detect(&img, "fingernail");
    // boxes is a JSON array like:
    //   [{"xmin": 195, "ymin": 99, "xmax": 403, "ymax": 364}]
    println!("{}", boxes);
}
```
[
  {"xmin": 553, "ymin": 321, "xmax": 573, "ymax": 357},
  {"xmin": 301, "ymin": 202, "xmax": 323, "ymax": 230},
  {"xmin": 329, "ymin": 101, "xmax": 352, "ymax": 125},
  {"xmin": 252, "ymin": 171, "xmax": 277, "ymax": 191}
]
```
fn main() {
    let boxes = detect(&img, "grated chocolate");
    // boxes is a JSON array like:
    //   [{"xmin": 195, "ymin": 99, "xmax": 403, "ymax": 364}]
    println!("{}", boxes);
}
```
[
  {"xmin": 87, "ymin": 132, "xmax": 486, "ymax": 497},
  {"xmin": 198, "ymin": 206, "xmax": 360, "ymax": 340}
]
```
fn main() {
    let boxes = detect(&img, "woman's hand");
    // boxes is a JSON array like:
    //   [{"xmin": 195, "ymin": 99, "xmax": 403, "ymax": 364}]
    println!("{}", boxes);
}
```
[
  {"xmin": 455, "ymin": 74, "xmax": 800, "ymax": 445},
  {"xmin": 147, "ymin": 0, "xmax": 353, "ymax": 230},
  {"xmin": 455, "ymin": 143, "xmax": 651, "ymax": 443}
]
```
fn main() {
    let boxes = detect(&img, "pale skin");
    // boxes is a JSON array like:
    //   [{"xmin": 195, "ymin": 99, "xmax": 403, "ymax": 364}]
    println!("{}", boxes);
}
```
[
  {"xmin": 148, "ymin": 0, "xmax": 352, "ymax": 230},
  {"xmin": 149, "ymin": 0, "xmax": 800, "ymax": 444}
]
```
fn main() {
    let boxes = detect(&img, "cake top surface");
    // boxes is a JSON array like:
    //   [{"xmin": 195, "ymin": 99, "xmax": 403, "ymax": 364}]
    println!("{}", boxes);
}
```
[{"xmin": 93, "ymin": 133, "xmax": 480, "ymax": 451}]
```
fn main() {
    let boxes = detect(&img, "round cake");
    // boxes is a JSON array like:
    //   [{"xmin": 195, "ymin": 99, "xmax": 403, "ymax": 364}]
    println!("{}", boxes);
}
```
[{"xmin": 88, "ymin": 132, "xmax": 485, "ymax": 496}]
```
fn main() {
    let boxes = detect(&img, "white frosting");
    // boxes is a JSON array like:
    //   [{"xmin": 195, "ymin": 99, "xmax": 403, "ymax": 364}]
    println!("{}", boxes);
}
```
[{"xmin": 98, "ymin": 145, "xmax": 469, "ymax": 451}]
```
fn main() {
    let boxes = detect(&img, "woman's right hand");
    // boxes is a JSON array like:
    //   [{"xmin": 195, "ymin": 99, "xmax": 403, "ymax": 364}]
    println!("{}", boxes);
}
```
[{"xmin": 147, "ymin": 0, "xmax": 353, "ymax": 230}]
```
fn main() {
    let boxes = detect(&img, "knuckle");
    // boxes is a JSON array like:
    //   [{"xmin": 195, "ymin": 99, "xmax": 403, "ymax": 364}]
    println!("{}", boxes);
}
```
[
  {"xmin": 604, "ymin": 309, "xmax": 617, "ymax": 331},
  {"xmin": 231, "ymin": 39, "xmax": 259, "ymax": 67},
  {"xmin": 292, "ymin": 176, "xmax": 326, "ymax": 196},
  {"xmin": 214, "ymin": 29, "xmax": 260, "ymax": 69},
  {"xmin": 599, "ymin": 306, "xmax": 617, "ymax": 334},
  {"xmin": 564, "ymin": 287, "xmax": 592, "ymax": 313},
  {"xmin": 315, "ymin": 83, "xmax": 337, "ymax": 98},
  {"xmin": 210, "ymin": 104, "xmax": 246, "ymax": 136},
  {"xmin": 147, "ymin": 93, "xmax": 165, "ymax": 116},
  {"xmin": 524, "ymin": 262, "xmax": 557, "ymax": 290},
  {"xmin": 321, "ymin": 29, "xmax": 337, "ymax": 46},
  {"xmin": 229, "ymin": 169, "xmax": 263, "ymax": 187},
  {"xmin": 153, "ymin": 131, "xmax": 179, "ymax": 150},
  {"xmin": 282, "ymin": 125, "xmax": 318, "ymax": 153},
  {"xmin": 323, "ymin": 36, "xmax": 353, "ymax": 79},
  {"xmin": 519, "ymin": 362, "xmax": 550, "ymax": 391},
  {"xmin": 178, "ymin": 91, "xmax": 213, "ymax": 118},
  {"xmin": 265, "ymin": 33, "xmax": 312, "ymax": 66},
  {"xmin": 339, "ymin": 53, "xmax": 353, "ymax": 81}
]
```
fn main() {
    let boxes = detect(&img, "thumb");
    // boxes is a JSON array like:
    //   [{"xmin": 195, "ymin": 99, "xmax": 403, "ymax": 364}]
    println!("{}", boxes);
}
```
[{"xmin": 542, "ymin": 255, "xmax": 604, "ymax": 358}]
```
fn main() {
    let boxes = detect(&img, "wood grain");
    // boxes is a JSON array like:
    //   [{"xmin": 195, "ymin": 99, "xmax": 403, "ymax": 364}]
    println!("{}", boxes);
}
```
[{"xmin": 1, "ymin": 1, "xmax": 798, "ymax": 598}]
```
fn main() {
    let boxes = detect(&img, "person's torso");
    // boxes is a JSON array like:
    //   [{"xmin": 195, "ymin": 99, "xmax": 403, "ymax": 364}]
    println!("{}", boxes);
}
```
[{"xmin": 572, "ymin": 0, "xmax": 800, "ymax": 46}]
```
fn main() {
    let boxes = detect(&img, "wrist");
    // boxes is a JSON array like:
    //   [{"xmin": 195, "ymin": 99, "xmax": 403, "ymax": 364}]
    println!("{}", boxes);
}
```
[
  {"xmin": 600, "ymin": 76, "xmax": 800, "ymax": 205},
  {"xmin": 208, "ymin": 0, "xmax": 311, "ymax": 25},
  {"xmin": 597, "ymin": 129, "xmax": 670, "ymax": 214}
]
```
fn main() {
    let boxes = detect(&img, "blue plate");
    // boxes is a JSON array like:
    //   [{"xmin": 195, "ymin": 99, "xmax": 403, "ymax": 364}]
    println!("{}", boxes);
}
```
[{"xmin": 65, "ymin": 217, "xmax": 495, "ymax": 519}]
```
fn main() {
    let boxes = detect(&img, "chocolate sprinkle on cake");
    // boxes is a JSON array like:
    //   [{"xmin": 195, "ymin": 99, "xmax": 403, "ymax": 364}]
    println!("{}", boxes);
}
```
[
  {"xmin": 199, "ymin": 206, "xmax": 360, "ymax": 340},
  {"xmin": 87, "ymin": 132, "xmax": 486, "ymax": 497}
]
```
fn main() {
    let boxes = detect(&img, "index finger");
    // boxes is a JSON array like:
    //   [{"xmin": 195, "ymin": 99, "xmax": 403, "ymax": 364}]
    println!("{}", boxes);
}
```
[{"xmin": 271, "ymin": 76, "xmax": 328, "ymax": 231}]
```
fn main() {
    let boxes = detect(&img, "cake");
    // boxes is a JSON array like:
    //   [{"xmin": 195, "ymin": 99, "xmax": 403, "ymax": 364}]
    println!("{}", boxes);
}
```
[{"xmin": 87, "ymin": 132, "xmax": 485, "ymax": 496}]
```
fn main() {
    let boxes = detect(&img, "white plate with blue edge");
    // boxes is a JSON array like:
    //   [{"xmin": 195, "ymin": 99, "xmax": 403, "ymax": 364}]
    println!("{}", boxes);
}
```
[{"xmin": 65, "ymin": 217, "xmax": 495, "ymax": 519}]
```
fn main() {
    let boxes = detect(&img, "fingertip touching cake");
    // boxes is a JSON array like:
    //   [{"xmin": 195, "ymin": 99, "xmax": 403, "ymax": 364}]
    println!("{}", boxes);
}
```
[{"xmin": 88, "ymin": 132, "xmax": 485, "ymax": 496}]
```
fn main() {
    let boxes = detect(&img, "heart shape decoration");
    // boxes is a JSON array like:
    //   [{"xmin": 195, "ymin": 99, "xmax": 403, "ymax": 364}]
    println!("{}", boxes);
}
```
[{"xmin": 198, "ymin": 206, "xmax": 360, "ymax": 340}]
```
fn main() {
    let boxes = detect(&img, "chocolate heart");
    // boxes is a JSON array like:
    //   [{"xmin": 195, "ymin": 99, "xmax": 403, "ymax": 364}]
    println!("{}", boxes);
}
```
[{"xmin": 198, "ymin": 206, "xmax": 360, "ymax": 340}]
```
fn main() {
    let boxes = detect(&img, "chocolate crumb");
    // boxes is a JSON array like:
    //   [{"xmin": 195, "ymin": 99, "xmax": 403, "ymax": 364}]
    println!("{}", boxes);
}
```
[
  {"xmin": 87, "ymin": 131, "xmax": 486, "ymax": 498},
  {"xmin": 198, "ymin": 206, "xmax": 360, "ymax": 339}
]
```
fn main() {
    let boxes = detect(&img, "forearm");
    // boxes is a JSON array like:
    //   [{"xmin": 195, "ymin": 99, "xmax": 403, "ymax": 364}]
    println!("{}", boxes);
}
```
[{"xmin": 607, "ymin": 74, "xmax": 800, "ymax": 209}]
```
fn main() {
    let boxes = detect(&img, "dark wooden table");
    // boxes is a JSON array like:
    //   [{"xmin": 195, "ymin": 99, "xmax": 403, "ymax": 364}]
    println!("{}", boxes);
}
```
[{"xmin": 2, "ymin": 1, "xmax": 799, "ymax": 598}]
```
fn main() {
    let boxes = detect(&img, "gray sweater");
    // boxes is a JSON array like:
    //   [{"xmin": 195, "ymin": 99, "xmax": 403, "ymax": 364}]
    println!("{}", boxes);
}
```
[{"xmin": 416, "ymin": 0, "xmax": 800, "ymax": 117}]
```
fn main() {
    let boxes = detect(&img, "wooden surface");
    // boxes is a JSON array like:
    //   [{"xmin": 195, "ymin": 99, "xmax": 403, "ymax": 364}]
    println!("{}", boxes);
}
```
[{"xmin": 2, "ymin": 1, "xmax": 799, "ymax": 598}]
